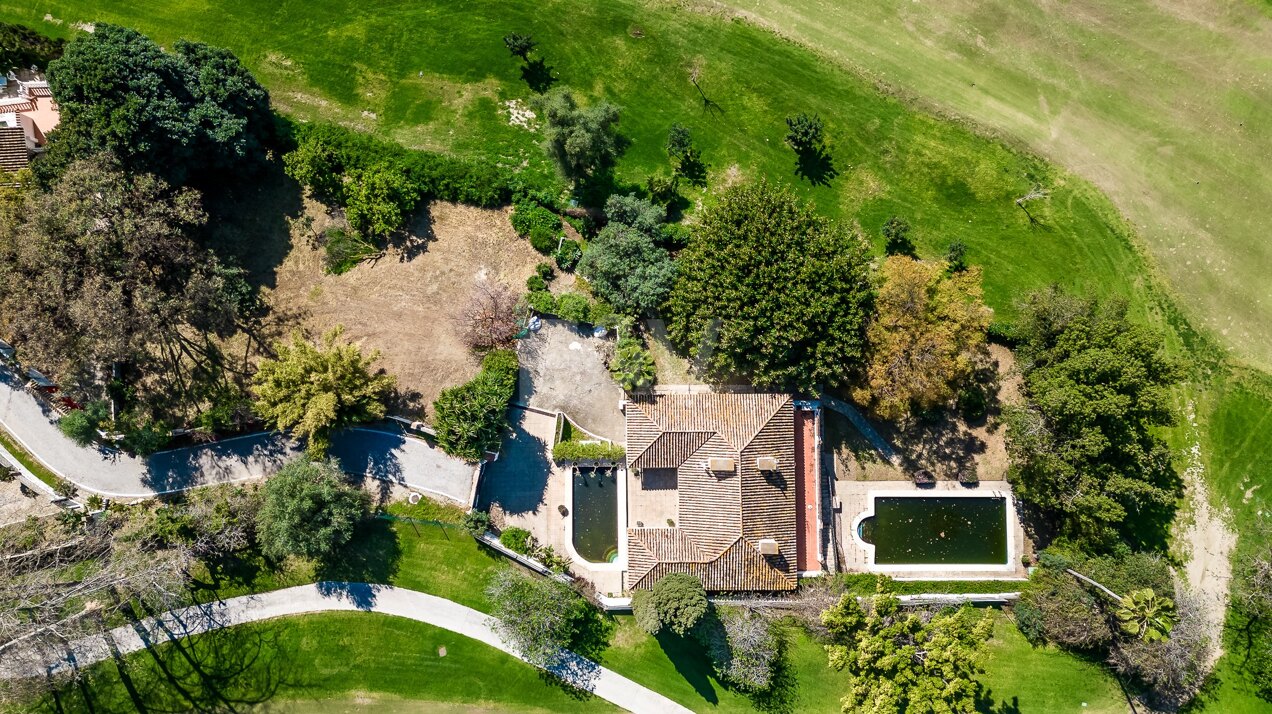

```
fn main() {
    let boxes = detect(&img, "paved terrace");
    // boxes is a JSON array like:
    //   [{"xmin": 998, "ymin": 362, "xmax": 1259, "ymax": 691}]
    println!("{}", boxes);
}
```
[{"xmin": 0, "ymin": 367, "xmax": 477, "ymax": 502}]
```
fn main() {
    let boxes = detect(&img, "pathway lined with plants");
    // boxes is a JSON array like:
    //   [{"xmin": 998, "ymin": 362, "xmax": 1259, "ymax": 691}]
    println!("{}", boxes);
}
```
[
  {"xmin": 0, "ymin": 367, "xmax": 475, "ymax": 501},
  {"xmin": 0, "ymin": 582, "xmax": 691, "ymax": 714}
]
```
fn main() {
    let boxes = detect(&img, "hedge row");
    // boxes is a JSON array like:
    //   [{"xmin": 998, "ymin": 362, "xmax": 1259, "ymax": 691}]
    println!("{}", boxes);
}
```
[
  {"xmin": 284, "ymin": 122, "xmax": 516, "ymax": 212},
  {"xmin": 551, "ymin": 440, "xmax": 626, "ymax": 463}
]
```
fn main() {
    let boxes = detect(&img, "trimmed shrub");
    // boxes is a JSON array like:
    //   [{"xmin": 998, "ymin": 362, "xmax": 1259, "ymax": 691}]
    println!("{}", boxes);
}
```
[
  {"xmin": 499, "ymin": 526, "xmax": 534, "ymax": 554},
  {"xmin": 554, "ymin": 239, "xmax": 582, "ymax": 271},
  {"xmin": 551, "ymin": 440, "xmax": 626, "ymax": 463},
  {"xmin": 526, "ymin": 275, "xmax": 547, "ymax": 292},
  {"xmin": 535, "ymin": 262, "xmax": 556, "ymax": 281},
  {"xmin": 555, "ymin": 292, "xmax": 591, "ymax": 323},
  {"xmin": 528, "ymin": 225, "xmax": 558, "ymax": 254},
  {"xmin": 526, "ymin": 290, "xmax": 557, "ymax": 316},
  {"xmin": 511, "ymin": 200, "xmax": 561, "ymax": 237},
  {"xmin": 285, "ymin": 122, "xmax": 512, "ymax": 211}
]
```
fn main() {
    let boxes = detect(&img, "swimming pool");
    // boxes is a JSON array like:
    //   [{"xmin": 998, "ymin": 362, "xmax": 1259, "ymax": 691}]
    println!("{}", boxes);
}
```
[
  {"xmin": 856, "ymin": 496, "xmax": 1007, "ymax": 565},
  {"xmin": 571, "ymin": 466, "xmax": 618, "ymax": 563}
]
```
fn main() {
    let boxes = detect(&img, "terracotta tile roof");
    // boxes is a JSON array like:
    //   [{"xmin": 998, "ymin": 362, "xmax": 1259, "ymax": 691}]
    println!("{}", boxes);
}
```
[
  {"xmin": 625, "ymin": 392, "xmax": 800, "ymax": 592},
  {"xmin": 0, "ymin": 124, "xmax": 29, "ymax": 175}
]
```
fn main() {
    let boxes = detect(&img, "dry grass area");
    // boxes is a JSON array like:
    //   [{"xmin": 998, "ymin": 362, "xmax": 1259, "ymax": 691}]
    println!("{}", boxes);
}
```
[
  {"xmin": 264, "ymin": 201, "xmax": 545, "ymax": 418},
  {"xmin": 829, "ymin": 344, "xmax": 1021, "ymax": 482}
]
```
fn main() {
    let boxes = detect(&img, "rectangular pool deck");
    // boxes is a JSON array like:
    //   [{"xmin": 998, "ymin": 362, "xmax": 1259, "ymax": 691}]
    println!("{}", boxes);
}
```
[{"xmin": 838, "ymin": 479, "xmax": 1029, "ymax": 580}]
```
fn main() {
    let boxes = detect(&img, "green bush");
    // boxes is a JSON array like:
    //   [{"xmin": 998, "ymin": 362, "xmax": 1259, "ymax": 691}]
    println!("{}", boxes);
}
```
[
  {"xmin": 58, "ymin": 401, "xmax": 111, "ymax": 446},
  {"xmin": 555, "ymin": 239, "xmax": 582, "ymax": 271},
  {"xmin": 432, "ymin": 349, "xmax": 519, "ymax": 461},
  {"xmin": 551, "ymin": 440, "xmax": 626, "ymax": 463},
  {"xmin": 122, "ymin": 419, "xmax": 170, "ymax": 456},
  {"xmin": 528, "ymin": 225, "xmax": 559, "ymax": 254},
  {"xmin": 511, "ymin": 200, "xmax": 561, "ymax": 237},
  {"xmin": 659, "ymin": 223, "xmax": 692, "ymax": 250},
  {"xmin": 586, "ymin": 300, "xmax": 616, "ymax": 328},
  {"xmin": 526, "ymin": 290, "xmax": 557, "ymax": 315},
  {"xmin": 323, "ymin": 228, "xmax": 380, "ymax": 274},
  {"xmin": 285, "ymin": 122, "xmax": 512, "ymax": 210},
  {"xmin": 499, "ymin": 526, "xmax": 534, "ymax": 554},
  {"xmin": 555, "ymin": 292, "xmax": 591, "ymax": 323},
  {"xmin": 535, "ymin": 262, "xmax": 556, "ymax": 281},
  {"xmin": 462, "ymin": 509, "xmax": 491, "ymax": 536},
  {"xmin": 526, "ymin": 275, "xmax": 547, "ymax": 292}
]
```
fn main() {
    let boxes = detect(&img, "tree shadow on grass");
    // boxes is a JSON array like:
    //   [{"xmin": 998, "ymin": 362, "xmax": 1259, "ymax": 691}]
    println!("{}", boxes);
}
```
[
  {"xmin": 521, "ymin": 58, "xmax": 558, "ymax": 94},
  {"xmin": 794, "ymin": 147, "xmax": 838, "ymax": 186},
  {"xmin": 78, "ymin": 614, "xmax": 295, "ymax": 713},
  {"xmin": 314, "ymin": 517, "xmax": 404, "ymax": 609},
  {"xmin": 655, "ymin": 630, "xmax": 720, "ymax": 704},
  {"xmin": 974, "ymin": 685, "xmax": 1023, "ymax": 714}
]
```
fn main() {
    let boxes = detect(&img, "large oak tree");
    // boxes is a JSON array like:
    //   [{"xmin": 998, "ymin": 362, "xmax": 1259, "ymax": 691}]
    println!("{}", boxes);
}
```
[
  {"xmin": 666, "ymin": 179, "xmax": 873, "ymax": 390},
  {"xmin": 0, "ymin": 154, "xmax": 249, "ymax": 412}
]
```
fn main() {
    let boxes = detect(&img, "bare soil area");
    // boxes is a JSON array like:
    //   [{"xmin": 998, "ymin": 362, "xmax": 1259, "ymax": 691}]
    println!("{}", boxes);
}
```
[
  {"xmin": 265, "ymin": 201, "xmax": 546, "ymax": 419},
  {"xmin": 0, "ymin": 478, "xmax": 58, "ymax": 527},
  {"xmin": 829, "ymin": 344, "xmax": 1020, "ymax": 483}
]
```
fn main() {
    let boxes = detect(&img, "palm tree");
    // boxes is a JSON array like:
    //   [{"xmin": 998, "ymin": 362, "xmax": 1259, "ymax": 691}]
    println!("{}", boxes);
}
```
[
  {"xmin": 1115, "ymin": 588, "xmax": 1177, "ymax": 642},
  {"xmin": 610, "ymin": 343, "xmax": 656, "ymax": 392}
]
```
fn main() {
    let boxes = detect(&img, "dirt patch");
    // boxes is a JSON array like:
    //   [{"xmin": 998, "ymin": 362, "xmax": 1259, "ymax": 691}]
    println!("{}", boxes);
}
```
[
  {"xmin": 1177, "ymin": 401, "xmax": 1236, "ymax": 668},
  {"xmin": 264, "ymin": 201, "xmax": 544, "ymax": 419},
  {"xmin": 0, "ymin": 478, "xmax": 59, "ymax": 527},
  {"xmin": 829, "ymin": 344, "xmax": 1019, "ymax": 482}
]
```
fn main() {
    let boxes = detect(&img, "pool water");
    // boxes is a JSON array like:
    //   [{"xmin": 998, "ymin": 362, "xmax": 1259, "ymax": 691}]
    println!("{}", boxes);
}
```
[
  {"xmin": 572, "ymin": 467, "xmax": 618, "ymax": 563},
  {"xmin": 858, "ymin": 496, "xmax": 1007, "ymax": 565}
]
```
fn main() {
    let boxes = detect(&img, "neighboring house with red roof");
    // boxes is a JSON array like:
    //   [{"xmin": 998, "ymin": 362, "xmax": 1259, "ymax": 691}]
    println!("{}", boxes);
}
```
[
  {"xmin": 623, "ymin": 391, "xmax": 821, "ymax": 592},
  {"xmin": 0, "ymin": 74, "xmax": 59, "ymax": 177}
]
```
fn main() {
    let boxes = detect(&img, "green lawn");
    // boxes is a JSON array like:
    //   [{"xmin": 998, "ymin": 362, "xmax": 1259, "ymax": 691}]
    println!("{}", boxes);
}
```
[
  {"xmin": 713, "ymin": 0, "xmax": 1272, "ymax": 371},
  {"xmin": 0, "ymin": 0, "xmax": 1157, "ymax": 329},
  {"xmin": 978, "ymin": 616, "xmax": 1126, "ymax": 713},
  {"xmin": 26, "ymin": 612, "xmax": 616, "ymax": 714}
]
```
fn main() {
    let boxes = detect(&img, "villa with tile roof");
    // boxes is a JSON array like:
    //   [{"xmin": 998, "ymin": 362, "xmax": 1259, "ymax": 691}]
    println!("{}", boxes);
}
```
[{"xmin": 623, "ymin": 391, "xmax": 820, "ymax": 592}]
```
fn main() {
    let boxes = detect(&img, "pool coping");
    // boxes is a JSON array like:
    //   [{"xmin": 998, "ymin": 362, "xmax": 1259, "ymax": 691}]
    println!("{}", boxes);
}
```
[
  {"xmin": 564, "ymin": 464, "xmax": 628, "ymax": 573},
  {"xmin": 849, "ymin": 488, "xmax": 1019, "ymax": 574}
]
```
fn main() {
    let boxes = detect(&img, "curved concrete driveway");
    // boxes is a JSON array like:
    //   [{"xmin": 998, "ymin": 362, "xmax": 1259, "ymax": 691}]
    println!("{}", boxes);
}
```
[
  {"xmin": 0, "ymin": 368, "xmax": 476, "ymax": 501},
  {"xmin": 1, "ymin": 582, "xmax": 691, "ymax": 714}
]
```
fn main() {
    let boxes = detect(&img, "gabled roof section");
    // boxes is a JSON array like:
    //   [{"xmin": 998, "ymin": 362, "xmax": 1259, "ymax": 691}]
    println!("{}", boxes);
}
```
[{"xmin": 632, "ymin": 431, "xmax": 712, "ymax": 470}]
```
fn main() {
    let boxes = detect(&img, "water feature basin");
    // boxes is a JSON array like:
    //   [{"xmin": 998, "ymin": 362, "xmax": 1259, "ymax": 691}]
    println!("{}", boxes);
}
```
[
  {"xmin": 571, "ymin": 466, "xmax": 618, "ymax": 563},
  {"xmin": 856, "ymin": 495, "xmax": 1007, "ymax": 565}
]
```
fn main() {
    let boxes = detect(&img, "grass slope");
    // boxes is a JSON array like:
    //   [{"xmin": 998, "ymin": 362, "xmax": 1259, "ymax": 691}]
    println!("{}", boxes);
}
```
[
  {"xmin": 712, "ymin": 0, "xmax": 1272, "ymax": 370},
  {"xmin": 2, "ymin": 0, "xmax": 1154, "ymax": 328}
]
